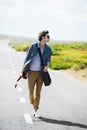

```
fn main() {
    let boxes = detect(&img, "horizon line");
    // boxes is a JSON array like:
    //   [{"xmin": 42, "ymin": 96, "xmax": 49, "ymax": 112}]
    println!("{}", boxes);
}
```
[{"xmin": 0, "ymin": 33, "xmax": 87, "ymax": 42}]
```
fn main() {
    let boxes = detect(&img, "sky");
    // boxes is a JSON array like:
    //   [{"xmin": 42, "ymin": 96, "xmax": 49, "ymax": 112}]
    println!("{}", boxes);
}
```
[{"xmin": 0, "ymin": 0, "xmax": 87, "ymax": 41}]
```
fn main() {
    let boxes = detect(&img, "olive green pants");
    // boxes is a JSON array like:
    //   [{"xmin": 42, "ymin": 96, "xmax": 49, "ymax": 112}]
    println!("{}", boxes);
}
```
[{"xmin": 28, "ymin": 70, "xmax": 43, "ymax": 111}]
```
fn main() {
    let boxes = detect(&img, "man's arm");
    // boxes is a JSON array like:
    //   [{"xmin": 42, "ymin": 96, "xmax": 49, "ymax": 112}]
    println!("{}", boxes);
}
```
[
  {"xmin": 23, "ymin": 44, "xmax": 33, "ymax": 64},
  {"xmin": 21, "ymin": 44, "xmax": 33, "ymax": 73},
  {"xmin": 43, "ymin": 48, "xmax": 52, "ymax": 72}
]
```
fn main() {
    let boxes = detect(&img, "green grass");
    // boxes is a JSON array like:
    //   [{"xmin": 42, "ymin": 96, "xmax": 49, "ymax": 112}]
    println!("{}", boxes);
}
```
[
  {"xmin": 8, "ymin": 40, "xmax": 31, "ymax": 51},
  {"xmin": 50, "ymin": 49, "xmax": 87, "ymax": 70},
  {"xmin": 49, "ymin": 42, "xmax": 87, "ymax": 70},
  {"xmin": 12, "ymin": 44, "xmax": 30, "ymax": 51}
]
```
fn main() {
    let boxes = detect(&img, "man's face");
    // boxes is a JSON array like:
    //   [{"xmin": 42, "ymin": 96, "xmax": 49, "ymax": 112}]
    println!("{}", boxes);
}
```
[{"xmin": 43, "ymin": 34, "xmax": 50, "ymax": 42}]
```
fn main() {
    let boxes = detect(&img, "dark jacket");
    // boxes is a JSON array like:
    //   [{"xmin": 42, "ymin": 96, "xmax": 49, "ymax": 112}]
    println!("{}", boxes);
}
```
[{"xmin": 23, "ymin": 42, "xmax": 52, "ymax": 72}]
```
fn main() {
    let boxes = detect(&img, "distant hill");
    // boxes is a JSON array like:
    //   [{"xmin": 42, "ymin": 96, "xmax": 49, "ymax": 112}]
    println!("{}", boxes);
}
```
[{"xmin": 0, "ymin": 34, "xmax": 36, "ymax": 43}]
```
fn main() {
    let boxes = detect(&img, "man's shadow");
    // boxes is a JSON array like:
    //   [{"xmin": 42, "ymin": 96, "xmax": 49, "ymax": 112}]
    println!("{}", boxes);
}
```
[{"xmin": 39, "ymin": 117, "xmax": 87, "ymax": 129}]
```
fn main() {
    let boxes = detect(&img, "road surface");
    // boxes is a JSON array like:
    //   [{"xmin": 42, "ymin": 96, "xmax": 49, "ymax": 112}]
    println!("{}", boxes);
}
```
[{"xmin": 0, "ymin": 40, "xmax": 87, "ymax": 130}]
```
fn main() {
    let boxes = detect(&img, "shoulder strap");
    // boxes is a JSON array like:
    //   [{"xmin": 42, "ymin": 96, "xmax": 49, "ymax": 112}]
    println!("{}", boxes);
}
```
[{"xmin": 36, "ymin": 43, "xmax": 44, "ymax": 69}]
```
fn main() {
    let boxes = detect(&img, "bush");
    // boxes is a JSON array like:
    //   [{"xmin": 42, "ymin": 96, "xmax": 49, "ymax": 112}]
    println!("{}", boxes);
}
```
[
  {"xmin": 79, "ymin": 63, "xmax": 86, "ymax": 69},
  {"xmin": 71, "ymin": 64, "xmax": 80, "ymax": 71},
  {"xmin": 71, "ymin": 63, "xmax": 86, "ymax": 71},
  {"xmin": 63, "ymin": 57, "xmax": 72, "ymax": 62}
]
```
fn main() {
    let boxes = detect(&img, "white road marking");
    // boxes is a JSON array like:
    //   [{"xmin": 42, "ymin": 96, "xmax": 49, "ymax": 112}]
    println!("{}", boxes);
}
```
[
  {"xmin": 17, "ymin": 87, "xmax": 23, "ymax": 92},
  {"xmin": 20, "ymin": 97, "xmax": 26, "ymax": 103},
  {"xmin": 24, "ymin": 113, "xmax": 33, "ymax": 124}
]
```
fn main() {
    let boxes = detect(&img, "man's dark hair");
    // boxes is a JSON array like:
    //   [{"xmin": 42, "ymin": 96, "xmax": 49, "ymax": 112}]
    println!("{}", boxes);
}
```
[{"xmin": 38, "ymin": 30, "xmax": 49, "ymax": 41}]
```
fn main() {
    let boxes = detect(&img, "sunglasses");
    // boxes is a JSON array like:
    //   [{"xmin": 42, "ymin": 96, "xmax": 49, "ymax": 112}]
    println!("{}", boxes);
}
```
[{"xmin": 46, "ymin": 35, "xmax": 50, "ymax": 39}]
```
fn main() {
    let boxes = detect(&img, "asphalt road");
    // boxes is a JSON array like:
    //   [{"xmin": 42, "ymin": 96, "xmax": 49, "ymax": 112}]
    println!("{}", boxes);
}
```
[{"xmin": 0, "ymin": 40, "xmax": 87, "ymax": 130}]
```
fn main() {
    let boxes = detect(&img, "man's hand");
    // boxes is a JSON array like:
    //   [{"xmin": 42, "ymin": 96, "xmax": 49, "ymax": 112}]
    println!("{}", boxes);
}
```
[
  {"xmin": 21, "ymin": 71, "xmax": 27, "ymax": 79},
  {"xmin": 43, "ymin": 66, "xmax": 48, "ymax": 72}
]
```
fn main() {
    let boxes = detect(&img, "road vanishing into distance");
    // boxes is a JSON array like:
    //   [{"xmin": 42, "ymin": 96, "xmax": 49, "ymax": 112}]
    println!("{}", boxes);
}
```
[{"xmin": 0, "ymin": 40, "xmax": 87, "ymax": 130}]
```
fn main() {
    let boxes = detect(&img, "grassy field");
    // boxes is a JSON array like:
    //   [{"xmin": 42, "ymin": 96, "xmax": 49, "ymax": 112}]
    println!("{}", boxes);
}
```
[{"xmin": 50, "ymin": 42, "xmax": 87, "ymax": 70}]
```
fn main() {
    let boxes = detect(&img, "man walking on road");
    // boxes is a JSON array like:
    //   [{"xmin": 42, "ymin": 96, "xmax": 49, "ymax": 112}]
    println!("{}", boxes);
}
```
[{"xmin": 22, "ymin": 30, "xmax": 52, "ymax": 118}]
